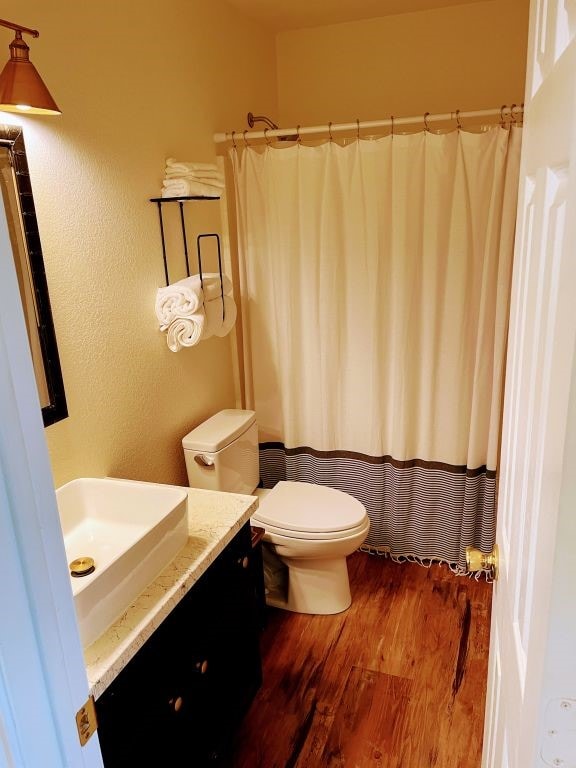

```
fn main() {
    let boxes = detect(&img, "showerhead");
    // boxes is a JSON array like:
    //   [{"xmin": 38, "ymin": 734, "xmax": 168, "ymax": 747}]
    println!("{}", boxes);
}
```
[
  {"xmin": 246, "ymin": 112, "xmax": 298, "ymax": 142},
  {"xmin": 247, "ymin": 112, "xmax": 278, "ymax": 130}
]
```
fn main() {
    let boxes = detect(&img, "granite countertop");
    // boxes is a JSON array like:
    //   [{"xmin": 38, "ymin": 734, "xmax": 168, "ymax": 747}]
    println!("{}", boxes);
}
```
[{"xmin": 84, "ymin": 487, "xmax": 258, "ymax": 700}]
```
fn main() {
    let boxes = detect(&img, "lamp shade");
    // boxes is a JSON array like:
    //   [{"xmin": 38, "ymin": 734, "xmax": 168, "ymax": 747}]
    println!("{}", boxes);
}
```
[{"xmin": 0, "ymin": 32, "xmax": 60, "ymax": 115}]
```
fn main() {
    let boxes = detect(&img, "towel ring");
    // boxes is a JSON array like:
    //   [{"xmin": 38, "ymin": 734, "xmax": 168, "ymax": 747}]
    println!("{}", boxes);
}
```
[
  {"xmin": 424, "ymin": 112, "xmax": 431, "ymax": 133},
  {"xmin": 455, "ymin": 109, "xmax": 462, "ymax": 130}
]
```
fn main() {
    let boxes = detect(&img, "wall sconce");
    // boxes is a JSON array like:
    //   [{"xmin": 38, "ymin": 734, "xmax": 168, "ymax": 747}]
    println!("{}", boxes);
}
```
[{"xmin": 0, "ymin": 17, "xmax": 60, "ymax": 115}]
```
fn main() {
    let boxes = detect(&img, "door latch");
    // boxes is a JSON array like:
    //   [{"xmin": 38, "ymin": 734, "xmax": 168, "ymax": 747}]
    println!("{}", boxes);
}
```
[{"xmin": 466, "ymin": 545, "xmax": 499, "ymax": 580}]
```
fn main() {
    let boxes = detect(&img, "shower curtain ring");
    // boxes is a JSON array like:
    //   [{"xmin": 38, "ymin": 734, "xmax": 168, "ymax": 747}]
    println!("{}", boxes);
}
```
[
  {"xmin": 356, "ymin": 118, "xmax": 361, "ymax": 141},
  {"xmin": 328, "ymin": 121, "xmax": 333, "ymax": 142},
  {"xmin": 390, "ymin": 115, "xmax": 394, "ymax": 137},
  {"xmin": 455, "ymin": 109, "xmax": 462, "ymax": 131},
  {"xmin": 296, "ymin": 124, "xmax": 301, "ymax": 143},
  {"xmin": 243, "ymin": 130, "xmax": 250, "ymax": 147},
  {"xmin": 510, "ymin": 104, "xmax": 518, "ymax": 123},
  {"xmin": 500, "ymin": 104, "xmax": 507, "ymax": 127},
  {"xmin": 231, "ymin": 130, "xmax": 237, "ymax": 149},
  {"xmin": 264, "ymin": 127, "xmax": 271, "ymax": 146},
  {"xmin": 424, "ymin": 112, "xmax": 431, "ymax": 133}
]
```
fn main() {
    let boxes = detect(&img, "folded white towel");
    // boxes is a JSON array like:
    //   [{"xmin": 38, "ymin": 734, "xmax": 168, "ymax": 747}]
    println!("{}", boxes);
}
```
[
  {"xmin": 202, "ymin": 295, "xmax": 237, "ymax": 339},
  {"xmin": 166, "ymin": 312, "xmax": 205, "ymax": 351},
  {"xmin": 166, "ymin": 158, "xmax": 219, "ymax": 173},
  {"xmin": 156, "ymin": 274, "xmax": 233, "ymax": 330},
  {"xmin": 163, "ymin": 175, "xmax": 225, "ymax": 190},
  {"xmin": 161, "ymin": 179, "xmax": 221, "ymax": 198},
  {"xmin": 165, "ymin": 168, "xmax": 224, "ymax": 182}
]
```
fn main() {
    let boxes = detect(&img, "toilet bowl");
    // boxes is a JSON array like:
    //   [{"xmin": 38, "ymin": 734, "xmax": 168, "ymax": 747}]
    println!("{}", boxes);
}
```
[
  {"xmin": 182, "ymin": 409, "xmax": 370, "ymax": 615},
  {"xmin": 253, "ymin": 483, "xmax": 370, "ymax": 614}
]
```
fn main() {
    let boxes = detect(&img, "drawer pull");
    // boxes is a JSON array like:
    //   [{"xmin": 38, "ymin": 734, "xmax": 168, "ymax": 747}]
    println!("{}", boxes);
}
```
[
  {"xmin": 195, "ymin": 659, "xmax": 209, "ymax": 675},
  {"xmin": 168, "ymin": 695, "xmax": 184, "ymax": 713}
]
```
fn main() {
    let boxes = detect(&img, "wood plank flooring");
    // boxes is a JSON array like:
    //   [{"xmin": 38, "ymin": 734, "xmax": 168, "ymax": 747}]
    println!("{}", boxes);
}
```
[{"xmin": 231, "ymin": 551, "xmax": 492, "ymax": 768}]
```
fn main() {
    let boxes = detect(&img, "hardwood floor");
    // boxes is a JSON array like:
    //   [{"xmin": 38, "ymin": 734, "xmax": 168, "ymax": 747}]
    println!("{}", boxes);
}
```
[{"xmin": 231, "ymin": 551, "xmax": 492, "ymax": 768}]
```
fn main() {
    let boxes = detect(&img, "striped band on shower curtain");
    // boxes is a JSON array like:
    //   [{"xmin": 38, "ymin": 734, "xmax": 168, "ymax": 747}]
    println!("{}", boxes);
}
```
[
  {"xmin": 232, "ymin": 125, "xmax": 522, "ymax": 573},
  {"xmin": 259, "ymin": 445, "xmax": 496, "ymax": 569}
]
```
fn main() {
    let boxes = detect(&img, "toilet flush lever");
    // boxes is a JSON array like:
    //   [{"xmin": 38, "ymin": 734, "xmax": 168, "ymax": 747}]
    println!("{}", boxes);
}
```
[{"xmin": 194, "ymin": 454, "xmax": 215, "ymax": 468}]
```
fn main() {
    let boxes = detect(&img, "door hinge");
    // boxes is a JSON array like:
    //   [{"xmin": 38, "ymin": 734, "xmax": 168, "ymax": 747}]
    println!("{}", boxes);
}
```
[
  {"xmin": 541, "ymin": 698, "xmax": 576, "ymax": 765},
  {"xmin": 75, "ymin": 695, "xmax": 98, "ymax": 746}
]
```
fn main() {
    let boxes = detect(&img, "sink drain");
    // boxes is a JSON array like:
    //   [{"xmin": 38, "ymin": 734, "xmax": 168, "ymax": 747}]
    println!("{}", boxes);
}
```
[{"xmin": 70, "ymin": 556, "xmax": 95, "ymax": 577}]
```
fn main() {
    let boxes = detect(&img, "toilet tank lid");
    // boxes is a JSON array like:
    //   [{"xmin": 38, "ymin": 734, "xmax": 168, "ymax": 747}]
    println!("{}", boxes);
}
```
[{"xmin": 182, "ymin": 409, "xmax": 256, "ymax": 453}]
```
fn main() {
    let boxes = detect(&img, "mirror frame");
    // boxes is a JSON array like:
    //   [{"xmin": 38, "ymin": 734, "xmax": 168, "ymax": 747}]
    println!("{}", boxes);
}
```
[{"xmin": 0, "ymin": 124, "xmax": 67, "ymax": 427}]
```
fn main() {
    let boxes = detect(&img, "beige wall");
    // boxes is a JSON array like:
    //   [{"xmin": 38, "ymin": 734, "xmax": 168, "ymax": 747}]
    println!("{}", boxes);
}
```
[
  {"xmin": 5, "ymin": 0, "xmax": 529, "ymax": 489},
  {"xmin": 8, "ymin": 0, "xmax": 276, "ymax": 488},
  {"xmin": 276, "ymin": 0, "xmax": 529, "ymax": 125}
]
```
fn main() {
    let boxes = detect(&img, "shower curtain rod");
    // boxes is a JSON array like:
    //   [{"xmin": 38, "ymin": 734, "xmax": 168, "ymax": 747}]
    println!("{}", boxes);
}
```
[{"xmin": 213, "ymin": 105, "xmax": 523, "ymax": 144}]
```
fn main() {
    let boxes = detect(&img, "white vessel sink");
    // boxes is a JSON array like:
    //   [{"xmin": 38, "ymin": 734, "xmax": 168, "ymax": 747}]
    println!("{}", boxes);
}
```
[{"xmin": 57, "ymin": 478, "xmax": 188, "ymax": 648}]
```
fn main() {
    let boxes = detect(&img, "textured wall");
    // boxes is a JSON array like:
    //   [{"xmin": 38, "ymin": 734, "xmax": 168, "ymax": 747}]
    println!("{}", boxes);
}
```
[
  {"xmin": 276, "ymin": 0, "xmax": 529, "ymax": 125},
  {"xmin": 5, "ymin": 0, "xmax": 529, "ymax": 490},
  {"xmin": 7, "ymin": 0, "xmax": 277, "ymax": 487}
]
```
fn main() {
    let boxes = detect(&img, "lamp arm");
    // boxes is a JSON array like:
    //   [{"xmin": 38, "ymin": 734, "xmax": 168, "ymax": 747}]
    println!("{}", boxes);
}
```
[{"xmin": 0, "ymin": 18, "xmax": 39, "ymax": 39}]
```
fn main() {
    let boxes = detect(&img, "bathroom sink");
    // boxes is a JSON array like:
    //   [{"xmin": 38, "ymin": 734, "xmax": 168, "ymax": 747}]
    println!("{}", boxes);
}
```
[{"xmin": 56, "ymin": 478, "xmax": 188, "ymax": 648}]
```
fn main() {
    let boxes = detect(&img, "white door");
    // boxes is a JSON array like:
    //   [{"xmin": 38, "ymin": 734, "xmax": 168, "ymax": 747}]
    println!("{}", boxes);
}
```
[
  {"xmin": 482, "ymin": 1, "xmax": 576, "ymax": 766},
  {"xmin": 0, "ymin": 187, "xmax": 103, "ymax": 764}
]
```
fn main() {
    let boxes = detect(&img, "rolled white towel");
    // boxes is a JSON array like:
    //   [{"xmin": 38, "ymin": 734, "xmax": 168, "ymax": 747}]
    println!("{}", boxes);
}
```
[
  {"xmin": 154, "ymin": 275, "xmax": 203, "ymax": 331},
  {"xmin": 200, "ymin": 272, "xmax": 233, "ymax": 301},
  {"xmin": 213, "ymin": 295, "xmax": 237, "ymax": 337},
  {"xmin": 166, "ymin": 312, "xmax": 205, "ymax": 352},
  {"xmin": 202, "ymin": 295, "xmax": 237, "ymax": 339},
  {"xmin": 161, "ymin": 179, "xmax": 222, "ymax": 198},
  {"xmin": 156, "ymin": 276, "xmax": 202, "ymax": 329},
  {"xmin": 156, "ymin": 274, "xmax": 233, "ymax": 329},
  {"xmin": 166, "ymin": 158, "xmax": 219, "ymax": 173}
]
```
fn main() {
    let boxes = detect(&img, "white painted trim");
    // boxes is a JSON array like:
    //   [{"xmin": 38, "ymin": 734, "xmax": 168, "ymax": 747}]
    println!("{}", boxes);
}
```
[
  {"xmin": 217, "ymin": 156, "xmax": 244, "ymax": 408},
  {"xmin": 0, "ymin": 187, "xmax": 103, "ymax": 765}
]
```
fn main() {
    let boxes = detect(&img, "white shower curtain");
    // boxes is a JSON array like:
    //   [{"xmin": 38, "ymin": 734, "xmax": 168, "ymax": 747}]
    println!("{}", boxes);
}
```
[{"xmin": 232, "ymin": 126, "xmax": 522, "ymax": 571}]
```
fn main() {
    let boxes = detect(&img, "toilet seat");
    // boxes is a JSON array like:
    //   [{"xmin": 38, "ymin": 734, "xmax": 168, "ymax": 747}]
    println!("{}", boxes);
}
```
[
  {"xmin": 256, "ymin": 517, "xmax": 370, "ymax": 542},
  {"xmin": 252, "ymin": 481, "xmax": 368, "ymax": 540}
]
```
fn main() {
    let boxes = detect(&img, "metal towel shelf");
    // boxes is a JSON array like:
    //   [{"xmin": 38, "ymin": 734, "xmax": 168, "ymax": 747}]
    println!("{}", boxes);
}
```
[{"xmin": 149, "ymin": 195, "xmax": 225, "ymax": 321}]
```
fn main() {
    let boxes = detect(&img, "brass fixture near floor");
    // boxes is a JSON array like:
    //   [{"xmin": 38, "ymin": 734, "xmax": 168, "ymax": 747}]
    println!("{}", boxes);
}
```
[
  {"xmin": 466, "ymin": 545, "xmax": 499, "ymax": 580},
  {"xmin": 0, "ymin": 17, "xmax": 60, "ymax": 114}
]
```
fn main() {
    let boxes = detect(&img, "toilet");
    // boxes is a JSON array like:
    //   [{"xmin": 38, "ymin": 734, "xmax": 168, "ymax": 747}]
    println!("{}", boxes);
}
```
[{"xmin": 182, "ymin": 409, "xmax": 370, "ymax": 614}]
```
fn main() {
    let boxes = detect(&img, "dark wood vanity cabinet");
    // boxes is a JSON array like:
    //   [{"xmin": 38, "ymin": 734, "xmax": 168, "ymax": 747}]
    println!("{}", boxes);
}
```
[{"xmin": 96, "ymin": 523, "xmax": 262, "ymax": 767}]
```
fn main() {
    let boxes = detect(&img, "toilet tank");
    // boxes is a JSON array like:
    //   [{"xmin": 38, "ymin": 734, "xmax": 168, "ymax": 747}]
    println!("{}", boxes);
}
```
[{"xmin": 182, "ymin": 409, "xmax": 259, "ymax": 494}]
